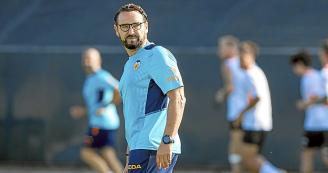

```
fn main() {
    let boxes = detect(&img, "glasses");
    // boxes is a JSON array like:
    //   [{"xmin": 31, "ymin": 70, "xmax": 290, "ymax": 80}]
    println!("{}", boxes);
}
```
[{"xmin": 118, "ymin": 22, "xmax": 145, "ymax": 32}]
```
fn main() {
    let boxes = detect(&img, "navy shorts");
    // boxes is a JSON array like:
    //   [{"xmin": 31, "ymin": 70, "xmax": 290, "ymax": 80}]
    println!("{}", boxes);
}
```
[
  {"xmin": 243, "ymin": 130, "xmax": 267, "ymax": 153},
  {"xmin": 83, "ymin": 127, "xmax": 116, "ymax": 149},
  {"xmin": 128, "ymin": 149, "xmax": 179, "ymax": 173},
  {"xmin": 302, "ymin": 131, "xmax": 328, "ymax": 148}
]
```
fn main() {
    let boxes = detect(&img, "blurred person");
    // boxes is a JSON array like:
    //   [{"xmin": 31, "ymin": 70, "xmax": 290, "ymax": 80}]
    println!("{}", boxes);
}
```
[
  {"xmin": 215, "ymin": 35, "xmax": 246, "ymax": 173},
  {"xmin": 290, "ymin": 50, "xmax": 328, "ymax": 173},
  {"xmin": 113, "ymin": 3, "xmax": 186, "ymax": 173},
  {"xmin": 236, "ymin": 41, "xmax": 286, "ymax": 173},
  {"xmin": 320, "ymin": 39, "xmax": 328, "ymax": 104},
  {"xmin": 70, "ymin": 48, "xmax": 123, "ymax": 173}
]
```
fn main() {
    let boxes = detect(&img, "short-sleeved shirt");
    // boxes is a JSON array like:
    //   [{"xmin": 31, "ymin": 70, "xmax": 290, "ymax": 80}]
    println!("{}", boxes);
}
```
[
  {"xmin": 83, "ymin": 69, "xmax": 120, "ymax": 130},
  {"xmin": 119, "ymin": 43, "xmax": 184, "ymax": 154},
  {"xmin": 224, "ymin": 57, "xmax": 248, "ymax": 121},
  {"xmin": 242, "ymin": 64, "xmax": 272, "ymax": 131},
  {"xmin": 301, "ymin": 69, "xmax": 328, "ymax": 131}
]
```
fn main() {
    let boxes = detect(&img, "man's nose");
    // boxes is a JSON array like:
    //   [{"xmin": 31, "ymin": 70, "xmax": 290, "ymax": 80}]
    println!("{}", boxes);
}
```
[{"xmin": 127, "ymin": 26, "xmax": 135, "ymax": 34}]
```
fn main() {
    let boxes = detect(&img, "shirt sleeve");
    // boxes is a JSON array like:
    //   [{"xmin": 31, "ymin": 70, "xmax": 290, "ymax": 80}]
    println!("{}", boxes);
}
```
[
  {"xmin": 321, "ymin": 72, "xmax": 328, "ymax": 97},
  {"xmin": 245, "ymin": 74, "xmax": 258, "ymax": 102},
  {"xmin": 98, "ymin": 73, "xmax": 119, "ymax": 107},
  {"xmin": 304, "ymin": 75, "xmax": 324, "ymax": 99},
  {"xmin": 148, "ymin": 48, "xmax": 184, "ymax": 94},
  {"xmin": 104, "ymin": 73, "xmax": 119, "ymax": 90}
]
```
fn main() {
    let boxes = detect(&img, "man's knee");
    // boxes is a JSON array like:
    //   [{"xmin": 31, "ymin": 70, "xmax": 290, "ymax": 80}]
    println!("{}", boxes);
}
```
[
  {"xmin": 80, "ymin": 147, "xmax": 94, "ymax": 160},
  {"xmin": 229, "ymin": 153, "xmax": 242, "ymax": 165}
]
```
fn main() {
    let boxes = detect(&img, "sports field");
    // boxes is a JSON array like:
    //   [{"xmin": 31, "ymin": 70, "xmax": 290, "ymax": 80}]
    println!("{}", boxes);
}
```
[
  {"xmin": 1, "ymin": 167, "xmax": 323, "ymax": 173},
  {"xmin": 0, "ymin": 167, "xmax": 218, "ymax": 173}
]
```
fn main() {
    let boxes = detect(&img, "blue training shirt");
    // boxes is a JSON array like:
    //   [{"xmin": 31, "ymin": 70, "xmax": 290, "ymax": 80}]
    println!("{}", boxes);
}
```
[
  {"xmin": 83, "ymin": 69, "xmax": 120, "ymax": 130},
  {"xmin": 119, "ymin": 43, "xmax": 184, "ymax": 154}
]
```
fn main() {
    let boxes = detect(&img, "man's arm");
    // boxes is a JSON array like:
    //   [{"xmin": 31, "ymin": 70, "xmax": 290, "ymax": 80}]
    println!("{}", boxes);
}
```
[
  {"xmin": 123, "ymin": 147, "xmax": 129, "ymax": 173},
  {"xmin": 296, "ymin": 95, "xmax": 324, "ymax": 110},
  {"xmin": 216, "ymin": 64, "xmax": 233, "ymax": 103},
  {"xmin": 112, "ymin": 88, "xmax": 121, "ymax": 105},
  {"xmin": 164, "ymin": 87, "xmax": 186, "ymax": 136},
  {"xmin": 156, "ymin": 87, "xmax": 186, "ymax": 169},
  {"xmin": 234, "ymin": 97, "xmax": 259, "ymax": 127},
  {"xmin": 96, "ymin": 76, "xmax": 121, "ymax": 115},
  {"xmin": 70, "ymin": 105, "xmax": 86, "ymax": 119}
]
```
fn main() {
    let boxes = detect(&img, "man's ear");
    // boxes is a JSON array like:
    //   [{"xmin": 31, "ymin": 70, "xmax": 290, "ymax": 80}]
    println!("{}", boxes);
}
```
[
  {"xmin": 113, "ymin": 24, "xmax": 119, "ymax": 37},
  {"xmin": 145, "ymin": 22, "xmax": 149, "ymax": 34}
]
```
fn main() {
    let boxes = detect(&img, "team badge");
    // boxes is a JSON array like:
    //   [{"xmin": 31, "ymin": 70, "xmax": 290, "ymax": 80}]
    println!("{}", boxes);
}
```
[{"xmin": 133, "ymin": 60, "xmax": 141, "ymax": 71}]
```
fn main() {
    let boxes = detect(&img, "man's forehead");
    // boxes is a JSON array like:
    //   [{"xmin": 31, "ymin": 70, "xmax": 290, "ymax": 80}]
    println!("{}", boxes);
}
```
[{"xmin": 117, "ymin": 11, "xmax": 145, "ymax": 24}]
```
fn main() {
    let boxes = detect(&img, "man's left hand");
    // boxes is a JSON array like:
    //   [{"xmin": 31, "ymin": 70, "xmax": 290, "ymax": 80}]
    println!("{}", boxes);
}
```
[{"xmin": 156, "ymin": 143, "xmax": 172, "ymax": 169}]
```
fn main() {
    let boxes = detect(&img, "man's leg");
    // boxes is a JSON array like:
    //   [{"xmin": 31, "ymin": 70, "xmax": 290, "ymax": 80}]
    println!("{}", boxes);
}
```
[
  {"xmin": 321, "ymin": 147, "xmax": 328, "ymax": 168},
  {"xmin": 300, "ymin": 131, "xmax": 323, "ymax": 173},
  {"xmin": 300, "ymin": 148, "xmax": 315, "ymax": 173},
  {"xmin": 241, "ymin": 142, "xmax": 262, "ymax": 173},
  {"xmin": 229, "ymin": 128, "xmax": 243, "ymax": 173},
  {"xmin": 146, "ymin": 153, "xmax": 178, "ymax": 173},
  {"xmin": 241, "ymin": 131, "xmax": 283, "ymax": 173},
  {"xmin": 322, "ymin": 132, "xmax": 328, "ymax": 167},
  {"xmin": 100, "ymin": 147, "xmax": 123, "ymax": 173},
  {"xmin": 128, "ymin": 150, "xmax": 178, "ymax": 173},
  {"xmin": 80, "ymin": 147, "xmax": 110, "ymax": 173}
]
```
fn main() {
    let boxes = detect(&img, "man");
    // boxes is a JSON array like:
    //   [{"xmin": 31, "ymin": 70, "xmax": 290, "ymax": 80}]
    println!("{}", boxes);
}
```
[
  {"xmin": 291, "ymin": 50, "xmax": 328, "ymax": 173},
  {"xmin": 236, "ymin": 41, "xmax": 285, "ymax": 173},
  {"xmin": 70, "ymin": 48, "xmax": 123, "ymax": 173},
  {"xmin": 215, "ymin": 35, "xmax": 246, "ymax": 173},
  {"xmin": 320, "ymin": 39, "xmax": 328, "ymax": 104},
  {"xmin": 113, "ymin": 3, "xmax": 186, "ymax": 173}
]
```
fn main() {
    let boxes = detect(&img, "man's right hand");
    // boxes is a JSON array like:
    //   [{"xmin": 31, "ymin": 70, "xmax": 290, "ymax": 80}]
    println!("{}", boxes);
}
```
[
  {"xmin": 233, "ymin": 113, "xmax": 243, "ymax": 128},
  {"xmin": 69, "ymin": 105, "xmax": 85, "ymax": 119},
  {"xmin": 215, "ymin": 89, "xmax": 226, "ymax": 104}
]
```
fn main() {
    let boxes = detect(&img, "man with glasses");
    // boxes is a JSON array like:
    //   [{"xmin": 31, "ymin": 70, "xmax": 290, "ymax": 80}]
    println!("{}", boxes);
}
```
[{"xmin": 113, "ymin": 3, "xmax": 186, "ymax": 173}]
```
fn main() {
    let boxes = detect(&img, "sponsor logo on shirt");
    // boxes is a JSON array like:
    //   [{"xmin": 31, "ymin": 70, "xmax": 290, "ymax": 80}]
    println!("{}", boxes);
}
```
[
  {"xmin": 128, "ymin": 164, "xmax": 142, "ymax": 170},
  {"xmin": 166, "ymin": 66, "xmax": 181, "ymax": 82},
  {"xmin": 133, "ymin": 60, "xmax": 141, "ymax": 71},
  {"xmin": 166, "ymin": 75, "xmax": 180, "ymax": 82}
]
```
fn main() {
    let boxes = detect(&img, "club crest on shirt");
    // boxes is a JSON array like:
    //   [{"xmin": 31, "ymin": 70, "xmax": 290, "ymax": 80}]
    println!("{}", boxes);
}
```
[{"xmin": 133, "ymin": 60, "xmax": 141, "ymax": 71}]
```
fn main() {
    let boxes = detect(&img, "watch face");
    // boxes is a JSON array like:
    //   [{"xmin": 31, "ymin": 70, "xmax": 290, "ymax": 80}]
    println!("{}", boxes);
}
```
[{"xmin": 163, "ymin": 136, "xmax": 170, "ymax": 144}]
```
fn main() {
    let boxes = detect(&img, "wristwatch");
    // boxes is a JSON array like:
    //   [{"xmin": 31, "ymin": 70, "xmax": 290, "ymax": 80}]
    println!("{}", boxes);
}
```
[{"xmin": 162, "ymin": 135, "xmax": 175, "ymax": 144}]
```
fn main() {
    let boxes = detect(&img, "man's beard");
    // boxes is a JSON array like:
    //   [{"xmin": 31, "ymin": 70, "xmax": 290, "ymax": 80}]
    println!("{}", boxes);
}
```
[{"xmin": 121, "ymin": 34, "xmax": 143, "ymax": 50}]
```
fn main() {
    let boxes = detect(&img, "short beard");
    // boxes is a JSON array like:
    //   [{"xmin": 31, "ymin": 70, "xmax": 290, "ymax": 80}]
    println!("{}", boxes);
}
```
[{"xmin": 121, "ymin": 35, "xmax": 144, "ymax": 50}]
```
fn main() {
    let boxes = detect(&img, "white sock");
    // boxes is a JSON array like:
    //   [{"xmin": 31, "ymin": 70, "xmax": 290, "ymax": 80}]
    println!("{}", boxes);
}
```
[{"xmin": 260, "ymin": 161, "xmax": 282, "ymax": 173}]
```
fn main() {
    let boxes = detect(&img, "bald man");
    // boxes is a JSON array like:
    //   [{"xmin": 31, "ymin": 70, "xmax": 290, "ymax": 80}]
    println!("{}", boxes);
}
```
[
  {"xmin": 70, "ymin": 48, "xmax": 123, "ymax": 173},
  {"xmin": 215, "ymin": 35, "xmax": 246, "ymax": 173}
]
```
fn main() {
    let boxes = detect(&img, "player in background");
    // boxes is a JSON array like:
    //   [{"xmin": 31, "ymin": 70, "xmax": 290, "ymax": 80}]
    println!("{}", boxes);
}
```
[
  {"xmin": 290, "ymin": 50, "xmax": 328, "ymax": 173},
  {"xmin": 320, "ymin": 39, "xmax": 328, "ymax": 104},
  {"xmin": 70, "ymin": 48, "xmax": 123, "ymax": 173},
  {"xmin": 236, "ymin": 41, "xmax": 286, "ymax": 173},
  {"xmin": 215, "ymin": 35, "xmax": 246, "ymax": 173}
]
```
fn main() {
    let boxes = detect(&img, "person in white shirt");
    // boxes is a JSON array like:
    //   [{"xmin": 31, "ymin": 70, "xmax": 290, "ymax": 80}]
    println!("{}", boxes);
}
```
[
  {"xmin": 215, "ymin": 35, "xmax": 247, "ymax": 173},
  {"xmin": 291, "ymin": 50, "xmax": 328, "ymax": 173},
  {"xmin": 320, "ymin": 39, "xmax": 328, "ymax": 103},
  {"xmin": 236, "ymin": 41, "xmax": 285, "ymax": 173}
]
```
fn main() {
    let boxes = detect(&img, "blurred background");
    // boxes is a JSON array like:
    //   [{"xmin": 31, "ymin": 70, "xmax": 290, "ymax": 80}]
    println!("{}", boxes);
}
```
[{"xmin": 1, "ymin": 0, "xmax": 328, "ymax": 172}]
